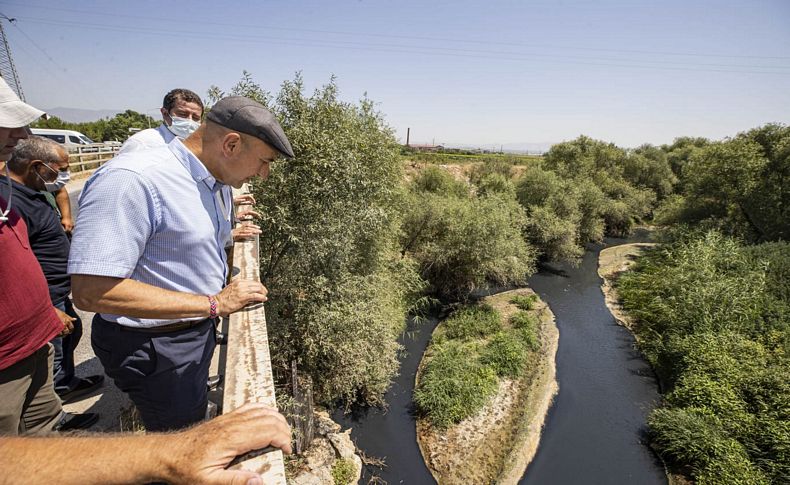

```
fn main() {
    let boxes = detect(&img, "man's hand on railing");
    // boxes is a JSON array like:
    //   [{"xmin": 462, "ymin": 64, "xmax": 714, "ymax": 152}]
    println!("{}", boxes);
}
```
[
  {"xmin": 233, "ymin": 224, "xmax": 262, "ymax": 242},
  {"xmin": 214, "ymin": 280, "xmax": 268, "ymax": 317},
  {"xmin": 233, "ymin": 194, "xmax": 256, "ymax": 207}
]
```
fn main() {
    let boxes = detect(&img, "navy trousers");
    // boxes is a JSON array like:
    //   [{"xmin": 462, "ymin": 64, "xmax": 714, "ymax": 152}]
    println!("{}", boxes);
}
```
[
  {"xmin": 51, "ymin": 297, "xmax": 82, "ymax": 394},
  {"xmin": 91, "ymin": 314, "xmax": 216, "ymax": 432}
]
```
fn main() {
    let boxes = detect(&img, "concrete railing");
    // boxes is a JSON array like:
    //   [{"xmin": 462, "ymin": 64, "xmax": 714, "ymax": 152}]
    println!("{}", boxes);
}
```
[{"xmin": 216, "ymin": 185, "xmax": 286, "ymax": 483}]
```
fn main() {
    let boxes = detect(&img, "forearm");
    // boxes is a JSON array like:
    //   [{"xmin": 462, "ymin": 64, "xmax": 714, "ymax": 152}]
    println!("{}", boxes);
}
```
[
  {"xmin": 0, "ymin": 434, "xmax": 178, "ymax": 485},
  {"xmin": 71, "ymin": 274, "xmax": 211, "ymax": 319},
  {"xmin": 55, "ymin": 187, "xmax": 72, "ymax": 221}
]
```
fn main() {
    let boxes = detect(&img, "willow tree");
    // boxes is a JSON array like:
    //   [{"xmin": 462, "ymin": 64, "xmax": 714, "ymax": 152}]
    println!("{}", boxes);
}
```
[{"xmin": 209, "ymin": 72, "xmax": 423, "ymax": 405}]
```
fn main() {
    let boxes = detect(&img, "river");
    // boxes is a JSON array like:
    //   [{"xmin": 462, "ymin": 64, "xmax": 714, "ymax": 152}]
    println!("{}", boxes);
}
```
[
  {"xmin": 335, "ymin": 232, "xmax": 665, "ymax": 484},
  {"xmin": 518, "ymin": 233, "xmax": 665, "ymax": 484}
]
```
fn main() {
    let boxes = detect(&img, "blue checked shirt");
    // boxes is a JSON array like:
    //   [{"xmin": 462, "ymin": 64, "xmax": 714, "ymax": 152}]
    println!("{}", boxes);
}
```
[{"xmin": 68, "ymin": 138, "xmax": 233, "ymax": 327}]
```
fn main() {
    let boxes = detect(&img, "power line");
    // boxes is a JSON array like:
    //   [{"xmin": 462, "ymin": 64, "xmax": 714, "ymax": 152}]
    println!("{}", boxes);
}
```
[
  {"xmin": 3, "ymin": 16, "xmax": 98, "ymax": 103},
  {"xmin": 5, "ymin": 0, "xmax": 790, "ymax": 62},
  {"xmin": 17, "ymin": 17, "xmax": 790, "ymax": 76}
]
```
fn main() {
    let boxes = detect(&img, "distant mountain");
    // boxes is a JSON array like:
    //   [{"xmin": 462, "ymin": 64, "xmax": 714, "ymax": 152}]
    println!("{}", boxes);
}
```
[{"xmin": 44, "ymin": 107, "xmax": 126, "ymax": 123}]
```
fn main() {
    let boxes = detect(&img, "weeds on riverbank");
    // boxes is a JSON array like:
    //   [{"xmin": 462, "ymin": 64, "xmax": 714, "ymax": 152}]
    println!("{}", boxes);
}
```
[
  {"xmin": 510, "ymin": 294, "xmax": 538, "ymax": 311},
  {"xmin": 415, "ymin": 297, "xmax": 542, "ymax": 429},
  {"xmin": 617, "ymin": 230, "xmax": 790, "ymax": 484}
]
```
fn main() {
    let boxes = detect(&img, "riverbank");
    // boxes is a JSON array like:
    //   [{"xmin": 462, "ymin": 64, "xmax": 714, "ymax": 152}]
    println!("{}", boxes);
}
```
[
  {"xmin": 417, "ymin": 288, "xmax": 559, "ymax": 484},
  {"xmin": 598, "ymin": 242, "xmax": 693, "ymax": 485},
  {"xmin": 598, "ymin": 242, "xmax": 657, "ymax": 333}
]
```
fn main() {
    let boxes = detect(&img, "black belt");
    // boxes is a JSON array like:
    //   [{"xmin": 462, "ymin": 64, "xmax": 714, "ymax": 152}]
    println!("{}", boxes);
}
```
[{"xmin": 117, "ymin": 317, "xmax": 216, "ymax": 334}]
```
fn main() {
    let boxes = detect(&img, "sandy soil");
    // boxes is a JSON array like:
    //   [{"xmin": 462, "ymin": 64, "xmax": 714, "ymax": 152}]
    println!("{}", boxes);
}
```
[{"xmin": 417, "ymin": 288, "xmax": 559, "ymax": 484}]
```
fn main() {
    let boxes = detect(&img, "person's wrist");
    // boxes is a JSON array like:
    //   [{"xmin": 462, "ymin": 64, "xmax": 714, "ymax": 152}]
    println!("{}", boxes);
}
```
[
  {"xmin": 153, "ymin": 433, "xmax": 190, "ymax": 483},
  {"xmin": 208, "ymin": 295, "xmax": 219, "ymax": 319}
]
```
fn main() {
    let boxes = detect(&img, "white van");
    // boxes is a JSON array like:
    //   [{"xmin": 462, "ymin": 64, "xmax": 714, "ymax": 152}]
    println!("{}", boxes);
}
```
[{"xmin": 30, "ymin": 129, "xmax": 96, "ymax": 149}]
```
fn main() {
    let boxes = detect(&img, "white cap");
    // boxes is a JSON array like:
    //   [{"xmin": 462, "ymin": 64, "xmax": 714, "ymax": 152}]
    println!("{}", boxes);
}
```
[{"xmin": 0, "ymin": 77, "xmax": 44, "ymax": 128}]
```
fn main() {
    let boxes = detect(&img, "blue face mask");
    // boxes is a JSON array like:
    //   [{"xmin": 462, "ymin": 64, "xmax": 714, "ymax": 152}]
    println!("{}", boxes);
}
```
[{"xmin": 167, "ymin": 115, "xmax": 200, "ymax": 139}]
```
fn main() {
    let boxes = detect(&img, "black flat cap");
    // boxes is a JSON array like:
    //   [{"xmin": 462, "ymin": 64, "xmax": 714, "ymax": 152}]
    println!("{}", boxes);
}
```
[{"xmin": 207, "ymin": 96, "xmax": 294, "ymax": 158}]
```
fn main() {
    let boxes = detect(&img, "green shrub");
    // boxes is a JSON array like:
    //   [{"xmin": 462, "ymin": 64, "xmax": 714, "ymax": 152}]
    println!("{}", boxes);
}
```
[
  {"xmin": 509, "ymin": 311, "xmax": 539, "ymax": 350},
  {"xmin": 442, "ymin": 304, "xmax": 501, "ymax": 340},
  {"xmin": 618, "ymin": 231, "xmax": 790, "ymax": 482},
  {"xmin": 414, "ymin": 340, "xmax": 499, "ymax": 428},
  {"xmin": 401, "ymin": 190, "xmax": 536, "ymax": 299},
  {"xmin": 509, "ymin": 294, "xmax": 538, "ymax": 311},
  {"xmin": 468, "ymin": 160, "xmax": 515, "ymax": 185},
  {"xmin": 649, "ymin": 408, "xmax": 769, "ymax": 485},
  {"xmin": 480, "ymin": 331, "xmax": 529, "ymax": 377},
  {"xmin": 413, "ymin": 165, "xmax": 469, "ymax": 197},
  {"xmin": 476, "ymin": 173, "xmax": 516, "ymax": 198},
  {"xmin": 331, "ymin": 458, "xmax": 356, "ymax": 485},
  {"xmin": 516, "ymin": 325, "xmax": 540, "ymax": 351}
]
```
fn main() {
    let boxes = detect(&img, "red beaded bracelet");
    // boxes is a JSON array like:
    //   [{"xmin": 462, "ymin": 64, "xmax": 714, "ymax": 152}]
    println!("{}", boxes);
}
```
[{"xmin": 208, "ymin": 295, "xmax": 218, "ymax": 318}]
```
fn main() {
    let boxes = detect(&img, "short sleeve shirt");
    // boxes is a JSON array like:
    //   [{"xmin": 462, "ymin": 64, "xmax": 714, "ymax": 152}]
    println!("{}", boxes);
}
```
[
  {"xmin": 117, "ymin": 124, "xmax": 175, "ymax": 155},
  {"xmin": 67, "ymin": 138, "xmax": 233, "ymax": 327}
]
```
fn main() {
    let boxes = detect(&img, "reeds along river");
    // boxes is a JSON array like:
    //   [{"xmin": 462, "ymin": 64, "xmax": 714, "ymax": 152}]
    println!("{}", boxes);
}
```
[{"xmin": 334, "ymin": 231, "xmax": 665, "ymax": 484}]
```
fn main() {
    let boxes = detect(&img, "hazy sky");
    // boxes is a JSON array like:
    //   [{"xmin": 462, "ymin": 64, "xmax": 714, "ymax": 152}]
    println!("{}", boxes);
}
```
[{"xmin": 4, "ymin": 0, "xmax": 790, "ymax": 148}]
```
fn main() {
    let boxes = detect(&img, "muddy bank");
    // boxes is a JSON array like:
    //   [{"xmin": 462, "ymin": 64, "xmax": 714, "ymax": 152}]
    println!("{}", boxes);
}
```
[{"xmin": 417, "ymin": 288, "xmax": 559, "ymax": 484}]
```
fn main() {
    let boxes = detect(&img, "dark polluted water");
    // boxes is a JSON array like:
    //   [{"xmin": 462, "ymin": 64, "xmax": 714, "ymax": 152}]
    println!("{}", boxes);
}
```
[
  {"xmin": 332, "ymin": 316, "xmax": 438, "ymax": 484},
  {"xmin": 335, "ymin": 231, "xmax": 665, "ymax": 484},
  {"xmin": 519, "ymin": 233, "xmax": 666, "ymax": 485}
]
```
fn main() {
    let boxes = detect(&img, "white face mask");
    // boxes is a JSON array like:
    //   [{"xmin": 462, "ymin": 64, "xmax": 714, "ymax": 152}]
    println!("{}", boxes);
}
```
[
  {"xmin": 167, "ymin": 115, "xmax": 200, "ymax": 139},
  {"xmin": 36, "ymin": 163, "xmax": 70, "ymax": 192}
]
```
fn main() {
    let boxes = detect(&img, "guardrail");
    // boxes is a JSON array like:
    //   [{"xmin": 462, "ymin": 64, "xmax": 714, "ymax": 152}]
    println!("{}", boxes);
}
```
[
  {"xmin": 215, "ymin": 186, "xmax": 286, "ymax": 483},
  {"xmin": 68, "ymin": 145, "xmax": 121, "ymax": 172}
]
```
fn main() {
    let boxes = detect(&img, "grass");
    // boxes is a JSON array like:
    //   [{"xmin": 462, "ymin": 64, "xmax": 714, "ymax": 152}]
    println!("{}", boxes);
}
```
[
  {"xmin": 509, "ymin": 294, "xmax": 538, "ymax": 311},
  {"xmin": 480, "ymin": 331, "xmax": 530, "ymax": 377},
  {"xmin": 414, "ymin": 339, "xmax": 499, "ymax": 429},
  {"xmin": 441, "ymin": 304, "xmax": 502, "ymax": 340},
  {"xmin": 510, "ymin": 311, "xmax": 540, "ymax": 350},
  {"xmin": 416, "ymin": 294, "xmax": 544, "ymax": 428},
  {"xmin": 331, "ymin": 458, "xmax": 357, "ymax": 485}
]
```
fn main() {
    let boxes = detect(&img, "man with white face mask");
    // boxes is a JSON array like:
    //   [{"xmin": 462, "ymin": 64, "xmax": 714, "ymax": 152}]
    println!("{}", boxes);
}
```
[
  {"xmin": 4, "ymin": 137, "xmax": 104, "ymax": 422},
  {"xmin": 118, "ymin": 88, "xmax": 203, "ymax": 154}
]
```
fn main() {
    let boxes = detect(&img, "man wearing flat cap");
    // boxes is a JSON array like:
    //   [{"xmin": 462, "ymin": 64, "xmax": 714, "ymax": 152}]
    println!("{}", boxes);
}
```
[{"xmin": 69, "ymin": 96, "xmax": 294, "ymax": 431}]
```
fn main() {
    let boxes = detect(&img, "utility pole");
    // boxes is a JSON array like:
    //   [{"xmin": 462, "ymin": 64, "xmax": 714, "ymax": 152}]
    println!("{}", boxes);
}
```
[
  {"xmin": 406, "ymin": 127, "xmax": 410, "ymax": 147},
  {"xmin": 0, "ymin": 14, "xmax": 25, "ymax": 101}
]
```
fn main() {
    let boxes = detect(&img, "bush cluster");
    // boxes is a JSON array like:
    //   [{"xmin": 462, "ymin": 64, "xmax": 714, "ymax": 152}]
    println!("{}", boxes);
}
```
[
  {"xmin": 414, "ymin": 339, "xmax": 499, "ymax": 429},
  {"xmin": 656, "ymin": 124, "xmax": 789, "ymax": 243},
  {"xmin": 617, "ymin": 231, "xmax": 789, "ymax": 483},
  {"xmin": 401, "ymin": 167, "xmax": 536, "ymax": 299},
  {"xmin": 509, "ymin": 294, "xmax": 538, "ymax": 311}
]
